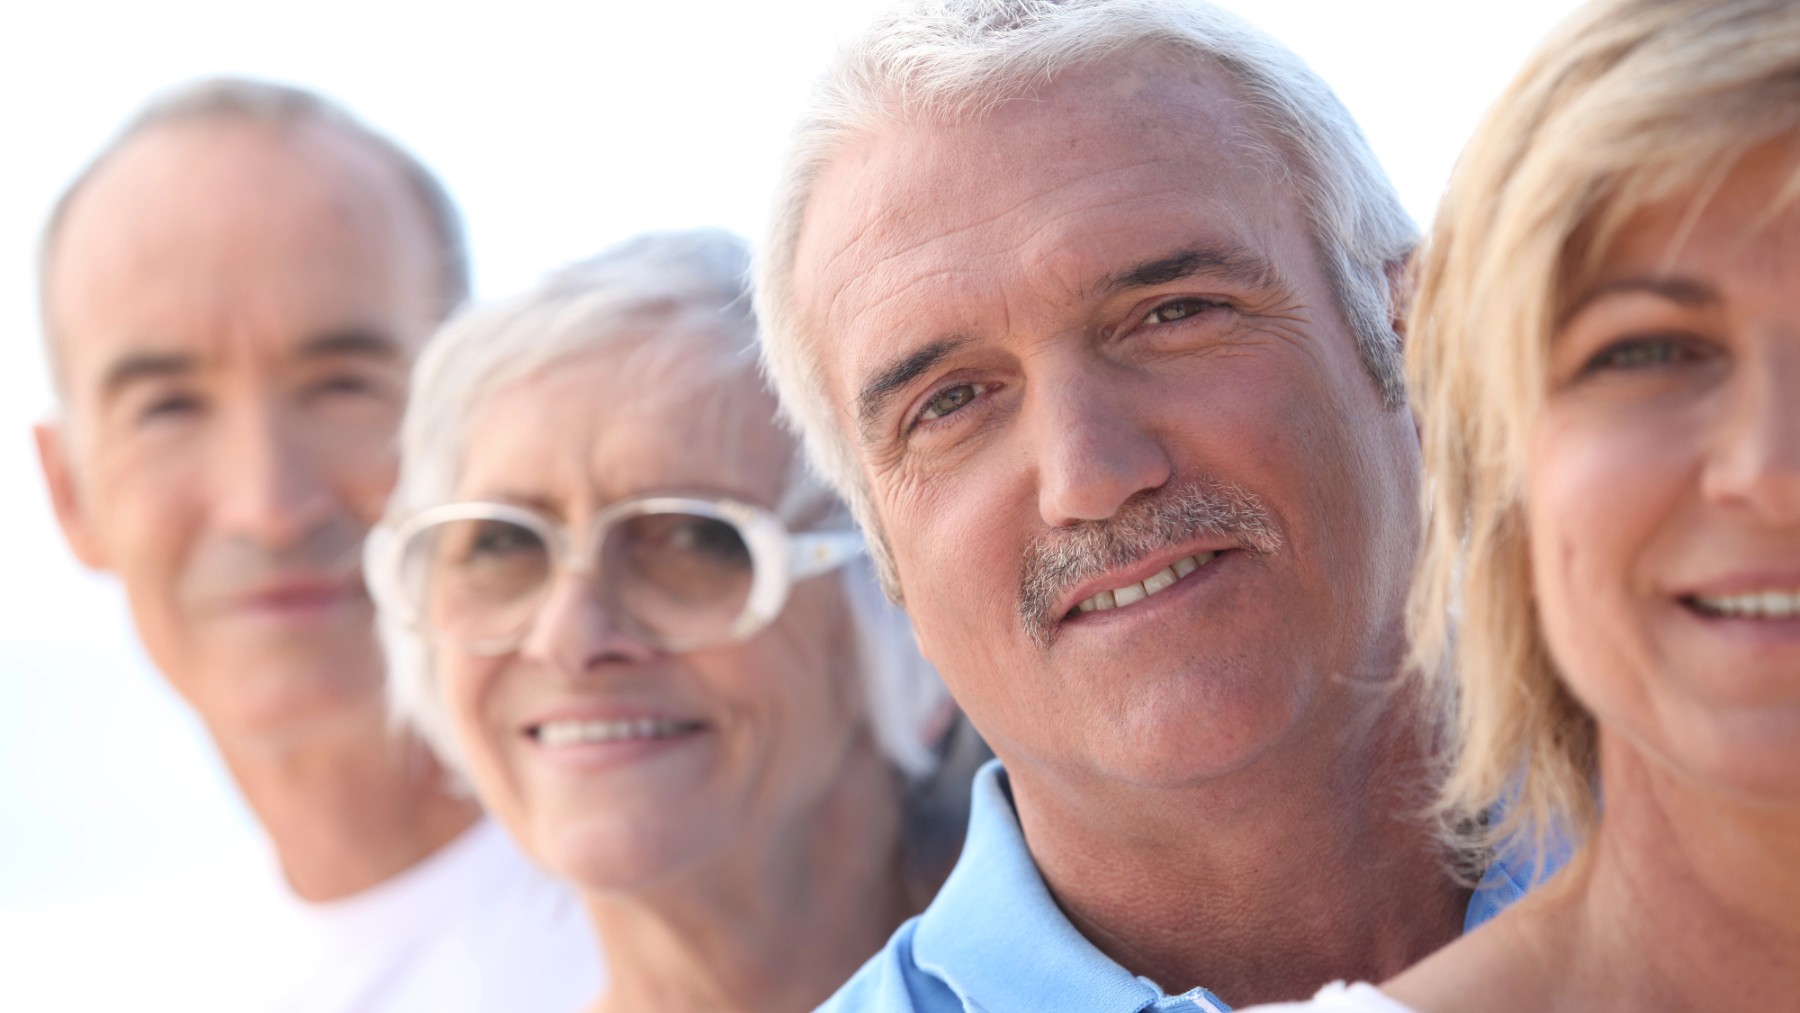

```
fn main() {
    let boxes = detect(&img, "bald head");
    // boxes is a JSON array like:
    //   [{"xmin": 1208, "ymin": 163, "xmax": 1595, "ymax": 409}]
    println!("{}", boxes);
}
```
[{"xmin": 39, "ymin": 79, "xmax": 467, "ymax": 392}]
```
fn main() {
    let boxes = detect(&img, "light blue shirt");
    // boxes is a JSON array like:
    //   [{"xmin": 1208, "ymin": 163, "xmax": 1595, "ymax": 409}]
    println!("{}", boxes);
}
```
[{"xmin": 820, "ymin": 760, "xmax": 1551, "ymax": 1013}]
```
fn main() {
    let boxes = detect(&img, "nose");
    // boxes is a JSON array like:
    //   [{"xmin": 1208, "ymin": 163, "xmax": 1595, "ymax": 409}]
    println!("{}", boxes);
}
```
[
  {"xmin": 1032, "ymin": 361, "xmax": 1173, "ymax": 527},
  {"xmin": 518, "ymin": 572, "xmax": 659, "ymax": 677},
  {"xmin": 211, "ymin": 400, "xmax": 337, "ymax": 550},
  {"xmin": 1701, "ymin": 337, "xmax": 1800, "ymax": 524}
]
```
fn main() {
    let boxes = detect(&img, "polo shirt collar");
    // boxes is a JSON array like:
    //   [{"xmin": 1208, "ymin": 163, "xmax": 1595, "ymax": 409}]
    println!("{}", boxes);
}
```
[{"xmin": 911, "ymin": 760, "xmax": 1213, "ymax": 1012}]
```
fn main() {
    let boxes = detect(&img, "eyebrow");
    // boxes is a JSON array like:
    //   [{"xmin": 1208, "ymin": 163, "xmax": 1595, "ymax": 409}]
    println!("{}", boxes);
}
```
[
  {"xmin": 98, "ymin": 328, "xmax": 402, "ymax": 402},
  {"xmin": 100, "ymin": 351, "xmax": 197, "ymax": 402},
  {"xmin": 1562, "ymin": 276, "xmax": 1722, "ymax": 323},
  {"xmin": 1098, "ymin": 244, "xmax": 1285, "ymax": 297},
  {"xmin": 294, "ymin": 328, "xmax": 404, "ymax": 363},
  {"xmin": 854, "ymin": 336, "xmax": 969, "ymax": 442}
]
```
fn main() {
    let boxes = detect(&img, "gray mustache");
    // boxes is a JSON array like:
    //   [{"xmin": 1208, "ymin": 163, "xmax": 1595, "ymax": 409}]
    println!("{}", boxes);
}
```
[
  {"xmin": 181, "ymin": 520, "xmax": 368, "ymax": 601},
  {"xmin": 1017, "ymin": 482, "xmax": 1281, "ymax": 648}
]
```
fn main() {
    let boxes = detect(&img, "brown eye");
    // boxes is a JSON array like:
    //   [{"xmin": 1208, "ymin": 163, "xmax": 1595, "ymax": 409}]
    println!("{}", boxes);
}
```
[
  {"xmin": 1143, "ymin": 299, "xmax": 1220, "ymax": 325},
  {"xmin": 918, "ymin": 383, "xmax": 983, "ymax": 423}
]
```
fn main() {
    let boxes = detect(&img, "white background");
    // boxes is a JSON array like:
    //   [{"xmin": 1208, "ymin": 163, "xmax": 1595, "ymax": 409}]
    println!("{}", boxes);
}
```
[{"xmin": 0, "ymin": 0, "xmax": 1582, "ymax": 911}]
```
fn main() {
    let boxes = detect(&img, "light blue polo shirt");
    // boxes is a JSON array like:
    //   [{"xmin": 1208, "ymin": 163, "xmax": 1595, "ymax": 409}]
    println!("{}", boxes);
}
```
[{"xmin": 820, "ymin": 760, "xmax": 1554, "ymax": 1013}]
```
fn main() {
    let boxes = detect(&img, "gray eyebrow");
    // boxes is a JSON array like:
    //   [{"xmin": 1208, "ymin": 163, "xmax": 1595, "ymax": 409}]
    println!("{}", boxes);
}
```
[
  {"xmin": 854, "ymin": 336, "xmax": 968, "ymax": 442},
  {"xmin": 1098, "ymin": 244, "xmax": 1285, "ymax": 296}
]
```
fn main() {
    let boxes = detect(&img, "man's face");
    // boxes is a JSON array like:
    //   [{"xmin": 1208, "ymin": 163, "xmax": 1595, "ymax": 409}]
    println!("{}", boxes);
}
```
[
  {"xmin": 37, "ymin": 120, "xmax": 442, "ymax": 738},
  {"xmin": 793, "ymin": 54, "xmax": 1422, "ymax": 792}
]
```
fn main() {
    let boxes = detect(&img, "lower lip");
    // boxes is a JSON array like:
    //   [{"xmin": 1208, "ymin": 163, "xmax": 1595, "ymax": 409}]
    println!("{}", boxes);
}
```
[
  {"xmin": 231, "ymin": 588, "xmax": 360, "ymax": 626},
  {"xmin": 527, "ymin": 726, "xmax": 709, "ymax": 772},
  {"xmin": 1056, "ymin": 549, "xmax": 1238, "ymax": 639}
]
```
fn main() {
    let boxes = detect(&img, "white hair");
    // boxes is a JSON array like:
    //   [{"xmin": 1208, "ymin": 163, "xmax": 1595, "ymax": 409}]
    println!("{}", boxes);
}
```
[
  {"xmin": 377, "ymin": 229, "xmax": 949, "ymax": 781},
  {"xmin": 754, "ymin": 0, "xmax": 1418, "ymax": 595}
]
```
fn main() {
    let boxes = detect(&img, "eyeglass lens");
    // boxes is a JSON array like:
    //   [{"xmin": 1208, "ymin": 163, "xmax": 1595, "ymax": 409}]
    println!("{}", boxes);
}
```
[{"xmin": 402, "ymin": 510, "xmax": 756, "ymax": 651}]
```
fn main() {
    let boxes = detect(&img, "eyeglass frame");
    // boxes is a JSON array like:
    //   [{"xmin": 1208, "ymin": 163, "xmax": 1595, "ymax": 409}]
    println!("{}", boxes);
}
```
[{"xmin": 365, "ymin": 492, "xmax": 867, "ymax": 655}]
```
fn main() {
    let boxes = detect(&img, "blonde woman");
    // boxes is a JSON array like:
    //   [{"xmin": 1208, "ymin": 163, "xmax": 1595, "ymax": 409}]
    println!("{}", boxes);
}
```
[{"xmin": 1246, "ymin": 0, "xmax": 1800, "ymax": 1010}]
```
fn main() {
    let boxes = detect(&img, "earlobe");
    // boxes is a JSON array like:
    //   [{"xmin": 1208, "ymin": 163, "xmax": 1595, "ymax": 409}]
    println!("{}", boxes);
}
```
[{"xmin": 34, "ymin": 420, "xmax": 106, "ymax": 570}]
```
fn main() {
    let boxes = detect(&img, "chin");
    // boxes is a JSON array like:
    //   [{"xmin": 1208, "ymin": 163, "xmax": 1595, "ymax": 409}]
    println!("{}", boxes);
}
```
[
  {"xmin": 1082, "ymin": 674, "xmax": 1301, "ymax": 789},
  {"xmin": 193, "ymin": 649, "xmax": 387, "ymax": 733},
  {"xmin": 538, "ymin": 818, "xmax": 716, "ymax": 897}
]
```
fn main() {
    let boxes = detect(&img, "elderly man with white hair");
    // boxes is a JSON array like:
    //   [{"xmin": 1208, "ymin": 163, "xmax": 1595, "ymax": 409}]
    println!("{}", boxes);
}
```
[{"xmin": 756, "ymin": 1, "xmax": 1535, "ymax": 1010}]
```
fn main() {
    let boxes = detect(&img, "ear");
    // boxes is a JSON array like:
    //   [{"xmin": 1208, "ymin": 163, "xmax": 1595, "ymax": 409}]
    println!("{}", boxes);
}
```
[
  {"xmin": 1385, "ymin": 253, "xmax": 1415, "ymax": 350},
  {"xmin": 35, "ymin": 420, "xmax": 107, "ymax": 570},
  {"xmin": 1384, "ymin": 254, "xmax": 1424, "ymax": 443}
]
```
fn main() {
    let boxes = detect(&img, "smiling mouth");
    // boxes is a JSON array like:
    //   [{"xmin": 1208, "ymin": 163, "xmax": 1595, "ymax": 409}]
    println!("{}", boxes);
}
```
[
  {"xmin": 528, "ymin": 718, "xmax": 707, "ymax": 747},
  {"xmin": 1684, "ymin": 589, "xmax": 1800, "ymax": 619},
  {"xmin": 1064, "ymin": 551, "xmax": 1221, "ymax": 620}
]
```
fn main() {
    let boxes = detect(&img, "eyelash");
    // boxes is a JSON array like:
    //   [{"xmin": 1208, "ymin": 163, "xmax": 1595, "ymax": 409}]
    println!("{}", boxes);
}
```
[
  {"xmin": 310, "ymin": 373, "xmax": 382, "ymax": 398},
  {"xmin": 138, "ymin": 394, "xmax": 202, "ymax": 426},
  {"xmin": 1141, "ymin": 297, "xmax": 1225, "ymax": 327},
  {"xmin": 1580, "ymin": 335, "xmax": 1705, "ymax": 375}
]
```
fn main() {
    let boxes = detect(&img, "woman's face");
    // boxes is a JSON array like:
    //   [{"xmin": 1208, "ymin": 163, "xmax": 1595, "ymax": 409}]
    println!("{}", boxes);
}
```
[
  {"xmin": 437, "ymin": 347, "xmax": 868, "ymax": 891},
  {"xmin": 1529, "ymin": 143, "xmax": 1800, "ymax": 804}
]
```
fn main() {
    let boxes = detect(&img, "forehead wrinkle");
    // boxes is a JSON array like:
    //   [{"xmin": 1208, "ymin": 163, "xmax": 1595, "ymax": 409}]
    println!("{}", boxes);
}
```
[{"xmin": 830, "ymin": 169, "xmax": 1211, "ymax": 351}]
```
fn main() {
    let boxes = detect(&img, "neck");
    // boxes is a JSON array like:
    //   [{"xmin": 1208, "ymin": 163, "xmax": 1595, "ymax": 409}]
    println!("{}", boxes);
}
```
[
  {"xmin": 1516, "ymin": 735, "xmax": 1800, "ymax": 1012},
  {"xmin": 587, "ymin": 735, "xmax": 914, "ymax": 1013},
  {"xmin": 1012, "ymin": 686, "xmax": 1466, "ymax": 1006},
  {"xmin": 211, "ymin": 704, "xmax": 480, "ymax": 902}
]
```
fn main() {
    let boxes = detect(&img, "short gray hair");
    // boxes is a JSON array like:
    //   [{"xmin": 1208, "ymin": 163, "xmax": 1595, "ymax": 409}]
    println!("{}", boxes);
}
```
[
  {"xmin": 754, "ymin": 0, "xmax": 1417, "ymax": 595},
  {"xmin": 378, "ymin": 229, "xmax": 950, "ymax": 781},
  {"xmin": 38, "ymin": 75, "xmax": 469, "ymax": 384}
]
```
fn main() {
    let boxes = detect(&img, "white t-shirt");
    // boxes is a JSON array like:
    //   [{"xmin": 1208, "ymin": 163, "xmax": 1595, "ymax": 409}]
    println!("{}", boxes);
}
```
[
  {"xmin": 1, "ymin": 818, "xmax": 604, "ymax": 1012},
  {"xmin": 1237, "ymin": 981, "xmax": 1419, "ymax": 1013}
]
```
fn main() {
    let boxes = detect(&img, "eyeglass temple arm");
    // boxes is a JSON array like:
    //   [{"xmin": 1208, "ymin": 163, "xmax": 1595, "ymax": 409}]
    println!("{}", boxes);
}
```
[{"xmin": 789, "ymin": 530, "xmax": 867, "ymax": 579}]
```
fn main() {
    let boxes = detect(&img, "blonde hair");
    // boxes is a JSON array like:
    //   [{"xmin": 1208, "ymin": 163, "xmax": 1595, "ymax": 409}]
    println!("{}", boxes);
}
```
[
  {"xmin": 1409, "ymin": 0, "xmax": 1800, "ymax": 866},
  {"xmin": 755, "ymin": 0, "xmax": 1416, "ymax": 598}
]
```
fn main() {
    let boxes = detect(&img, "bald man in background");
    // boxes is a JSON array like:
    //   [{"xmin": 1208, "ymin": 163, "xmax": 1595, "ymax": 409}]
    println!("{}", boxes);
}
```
[{"xmin": 26, "ymin": 78, "xmax": 600, "ymax": 1011}]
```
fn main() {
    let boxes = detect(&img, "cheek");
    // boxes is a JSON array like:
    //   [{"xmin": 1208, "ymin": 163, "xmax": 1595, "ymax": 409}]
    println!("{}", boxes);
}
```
[
  {"xmin": 440, "ymin": 654, "xmax": 518, "ymax": 793},
  {"xmin": 92, "ymin": 448, "xmax": 202, "ymax": 629},
  {"xmin": 882, "ymin": 464, "xmax": 1027, "ymax": 647},
  {"xmin": 738, "ymin": 591, "xmax": 867, "ymax": 773},
  {"xmin": 1526, "ymin": 410, "xmax": 1685, "ymax": 697}
]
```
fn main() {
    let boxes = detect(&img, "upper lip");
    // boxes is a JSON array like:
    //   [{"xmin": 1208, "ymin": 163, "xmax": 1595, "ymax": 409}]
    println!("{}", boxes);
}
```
[
  {"xmin": 1675, "ymin": 566, "xmax": 1800, "ymax": 600},
  {"xmin": 1052, "ymin": 536, "xmax": 1238, "ymax": 622}
]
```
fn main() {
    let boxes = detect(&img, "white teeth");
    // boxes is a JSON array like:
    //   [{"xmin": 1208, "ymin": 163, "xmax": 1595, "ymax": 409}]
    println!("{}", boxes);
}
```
[
  {"xmin": 1692, "ymin": 589, "xmax": 1800, "ymax": 619},
  {"xmin": 1072, "ymin": 552, "xmax": 1216, "ymax": 616},
  {"xmin": 533, "ymin": 718, "xmax": 695, "ymax": 746},
  {"xmin": 1143, "ymin": 566, "xmax": 1178, "ymax": 595}
]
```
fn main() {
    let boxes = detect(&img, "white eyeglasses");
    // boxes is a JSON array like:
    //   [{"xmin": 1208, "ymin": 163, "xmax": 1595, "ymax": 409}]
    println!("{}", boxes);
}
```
[{"xmin": 366, "ymin": 493, "xmax": 864, "ymax": 655}]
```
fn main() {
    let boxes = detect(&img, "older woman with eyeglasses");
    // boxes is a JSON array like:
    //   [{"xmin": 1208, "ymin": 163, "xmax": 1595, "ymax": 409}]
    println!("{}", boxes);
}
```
[
  {"xmin": 1243, "ymin": 1, "xmax": 1800, "ymax": 1011},
  {"xmin": 366, "ymin": 230, "xmax": 978, "ymax": 1012}
]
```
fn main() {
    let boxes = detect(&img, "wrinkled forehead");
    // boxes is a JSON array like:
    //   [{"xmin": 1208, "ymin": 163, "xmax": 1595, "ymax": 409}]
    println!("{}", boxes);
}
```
[
  {"xmin": 457, "ymin": 338, "xmax": 795, "ymax": 514},
  {"xmin": 46, "ymin": 119, "xmax": 442, "ymax": 398},
  {"xmin": 790, "ymin": 51, "xmax": 1290, "ymax": 426}
]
